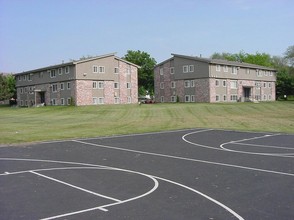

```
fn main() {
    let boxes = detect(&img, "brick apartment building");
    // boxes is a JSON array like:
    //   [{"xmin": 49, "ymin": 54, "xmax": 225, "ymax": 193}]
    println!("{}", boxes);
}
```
[
  {"xmin": 154, "ymin": 54, "xmax": 276, "ymax": 103},
  {"xmin": 15, "ymin": 53, "xmax": 139, "ymax": 106}
]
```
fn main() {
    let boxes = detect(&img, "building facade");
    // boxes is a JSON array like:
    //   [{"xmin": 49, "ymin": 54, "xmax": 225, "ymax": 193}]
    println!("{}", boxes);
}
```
[
  {"xmin": 154, "ymin": 54, "xmax": 276, "ymax": 103},
  {"xmin": 15, "ymin": 53, "xmax": 139, "ymax": 106}
]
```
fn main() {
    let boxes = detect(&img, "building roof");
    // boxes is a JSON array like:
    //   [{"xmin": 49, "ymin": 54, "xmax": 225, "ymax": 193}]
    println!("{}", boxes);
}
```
[
  {"xmin": 15, "ymin": 52, "xmax": 140, "ymax": 75},
  {"xmin": 156, "ymin": 53, "xmax": 276, "ymax": 71}
]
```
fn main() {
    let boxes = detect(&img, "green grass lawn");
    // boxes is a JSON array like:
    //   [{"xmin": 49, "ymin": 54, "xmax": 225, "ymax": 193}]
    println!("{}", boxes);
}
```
[{"xmin": 0, "ymin": 101, "xmax": 293, "ymax": 145}]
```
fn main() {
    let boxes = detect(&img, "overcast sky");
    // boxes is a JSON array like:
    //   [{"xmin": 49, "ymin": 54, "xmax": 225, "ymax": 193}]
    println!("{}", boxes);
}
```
[{"xmin": 0, "ymin": 0, "xmax": 293, "ymax": 73}]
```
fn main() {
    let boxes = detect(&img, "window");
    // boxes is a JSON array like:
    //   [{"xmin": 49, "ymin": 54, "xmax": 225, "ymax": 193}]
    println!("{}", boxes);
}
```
[
  {"xmin": 264, "ymin": 71, "xmax": 268, "ymax": 76},
  {"xmin": 58, "ymin": 68, "xmax": 62, "ymax": 75},
  {"xmin": 184, "ymin": 80, "xmax": 190, "ymax": 88},
  {"xmin": 93, "ymin": 65, "xmax": 98, "ymax": 73},
  {"xmin": 268, "ymin": 82, "xmax": 272, "ymax": 88},
  {"xmin": 216, "ymin": 95, "xmax": 220, "ymax": 102},
  {"xmin": 28, "ymin": 74, "xmax": 33, "ymax": 81},
  {"xmin": 185, "ymin": 95, "xmax": 190, "ymax": 102},
  {"xmin": 20, "ymin": 100, "xmax": 23, "ymax": 106},
  {"xmin": 127, "ymin": 96, "xmax": 131, "ymax": 103},
  {"xmin": 170, "ymin": 67, "xmax": 174, "ymax": 74},
  {"xmin": 99, "ymin": 66, "xmax": 105, "ymax": 73},
  {"xmin": 67, "ymin": 82, "xmax": 71, "ymax": 90},
  {"xmin": 20, "ymin": 88, "xmax": 23, "ymax": 94},
  {"xmin": 52, "ymin": 84, "xmax": 58, "ymax": 92},
  {"xmin": 93, "ymin": 97, "xmax": 104, "ymax": 104},
  {"xmin": 39, "ymin": 72, "xmax": 43, "ymax": 78},
  {"xmin": 127, "ymin": 66, "xmax": 131, "ymax": 75},
  {"xmin": 114, "ymin": 82, "xmax": 119, "ymax": 89},
  {"xmin": 114, "ymin": 97, "xmax": 120, "ymax": 104},
  {"xmin": 191, "ymin": 80, "xmax": 195, "ymax": 87},
  {"xmin": 216, "ymin": 65, "xmax": 221, "ymax": 72},
  {"xmin": 61, "ymin": 98, "xmax": 65, "ymax": 105},
  {"xmin": 23, "ymin": 75, "xmax": 27, "ymax": 81},
  {"xmin": 230, "ymin": 80, "xmax": 237, "ymax": 89},
  {"xmin": 222, "ymin": 80, "xmax": 226, "ymax": 87},
  {"xmin": 223, "ymin": 95, "xmax": 227, "ymax": 101},
  {"xmin": 93, "ymin": 97, "xmax": 98, "ymax": 104},
  {"xmin": 18, "ymin": 75, "xmax": 21, "ymax": 81},
  {"xmin": 255, "ymin": 95, "xmax": 261, "ymax": 100},
  {"xmin": 24, "ymin": 87, "xmax": 28, "ymax": 93},
  {"xmin": 98, "ymin": 81, "xmax": 104, "ymax": 89},
  {"xmin": 232, "ymin": 66, "xmax": 237, "ymax": 74},
  {"xmin": 255, "ymin": 82, "xmax": 261, "ymax": 88},
  {"xmin": 257, "ymin": 70, "xmax": 262, "ymax": 77},
  {"xmin": 269, "ymin": 71, "xmax": 273, "ymax": 76},
  {"xmin": 51, "ymin": 99, "xmax": 57, "ymax": 105},
  {"xmin": 114, "ymin": 67, "xmax": 119, "ymax": 74},
  {"xmin": 189, "ymin": 65, "xmax": 194, "ymax": 72},
  {"xmin": 183, "ymin": 65, "xmax": 189, "ymax": 73},
  {"xmin": 161, "ymin": 96, "xmax": 164, "ymax": 103},
  {"xmin": 160, "ymin": 82, "xmax": 164, "ymax": 89},
  {"xmin": 171, "ymin": 96, "xmax": 176, "ymax": 102},
  {"xmin": 191, "ymin": 95, "xmax": 195, "ymax": 102},
  {"xmin": 93, "ymin": 81, "xmax": 97, "ymax": 89},
  {"xmin": 65, "ymin": 66, "xmax": 69, "ymax": 74},
  {"xmin": 246, "ymin": 68, "xmax": 250, "ymax": 74},
  {"xmin": 263, "ymin": 82, "xmax": 267, "ymax": 88},
  {"xmin": 268, "ymin": 95, "xmax": 272, "ymax": 100},
  {"xmin": 67, "ymin": 98, "xmax": 71, "ymax": 105},
  {"xmin": 160, "ymin": 68, "xmax": 163, "ymax": 75},
  {"xmin": 60, "ymin": 83, "xmax": 64, "ymax": 90},
  {"xmin": 127, "ymin": 82, "xmax": 131, "ymax": 89},
  {"xmin": 171, "ymin": 81, "xmax": 176, "ymax": 88},
  {"xmin": 223, "ymin": 66, "xmax": 228, "ymax": 72},
  {"xmin": 215, "ymin": 80, "xmax": 219, "ymax": 87},
  {"xmin": 263, "ymin": 95, "xmax": 267, "ymax": 100},
  {"xmin": 50, "ymin": 70, "xmax": 56, "ymax": 78},
  {"xmin": 230, "ymin": 95, "xmax": 238, "ymax": 101}
]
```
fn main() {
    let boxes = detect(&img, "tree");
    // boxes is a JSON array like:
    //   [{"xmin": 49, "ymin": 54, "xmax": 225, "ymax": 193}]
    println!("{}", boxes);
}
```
[
  {"xmin": 284, "ymin": 45, "xmax": 294, "ymax": 67},
  {"xmin": 123, "ymin": 50, "xmax": 157, "ymax": 96},
  {"xmin": 0, "ymin": 74, "xmax": 16, "ymax": 101}
]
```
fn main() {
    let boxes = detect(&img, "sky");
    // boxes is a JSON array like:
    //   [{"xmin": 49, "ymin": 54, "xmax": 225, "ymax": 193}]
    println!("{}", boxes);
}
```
[{"xmin": 0, "ymin": 0, "xmax": 293, "ymax": 73}]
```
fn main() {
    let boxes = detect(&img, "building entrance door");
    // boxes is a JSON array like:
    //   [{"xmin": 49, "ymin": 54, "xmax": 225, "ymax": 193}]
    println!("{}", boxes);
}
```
[{"xmin": 243, "ymin": 87, "xmax": 251, "ymax": 101}]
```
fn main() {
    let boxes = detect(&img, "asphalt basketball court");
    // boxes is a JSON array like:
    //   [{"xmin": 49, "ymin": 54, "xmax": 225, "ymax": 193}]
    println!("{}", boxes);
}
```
[{"xmin": 0, "ymin": 129, "xmax": 293, "ymax": 220}]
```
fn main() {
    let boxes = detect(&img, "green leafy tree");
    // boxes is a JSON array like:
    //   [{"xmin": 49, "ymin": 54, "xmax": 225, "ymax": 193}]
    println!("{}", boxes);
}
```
[
  {"xmin": 123, "ymin": 50, "xmax": 157, "ymax": 96},
  {"xmin": 0, "ymin": 74, "xmax": 16, "ymax": 101}
]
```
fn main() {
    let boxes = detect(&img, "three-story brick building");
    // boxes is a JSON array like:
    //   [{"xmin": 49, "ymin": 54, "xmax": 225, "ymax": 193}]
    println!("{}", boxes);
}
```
[
  {"xmin": 15, "ymin": 53, "xmax": 139, "ymax": 106},
  {"xmin": 154, "ymin": 54, "xmax": 276, "ymax": 103}
]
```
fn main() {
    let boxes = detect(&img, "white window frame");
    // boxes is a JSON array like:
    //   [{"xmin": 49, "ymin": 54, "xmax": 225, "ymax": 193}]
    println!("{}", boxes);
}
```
[
  {"xmin": 215, "ymin": 80, "xmax": 219, "ymax": 87},
  {"xmin": 185, "ymin": 95, "xmax": 190, "ymax": 102},
  {"xmin": 189, "ymin": 65, "xmax": 194, "ymax": 72},
  {"xmin": 99, "ymin": 66, "xmax": 105, "ymax": 73},
  {"xmin": 171, "ymin": 81, "xmax": 176, "ymax": 88},
  {"xmin": 60, "ymin": 83, "xmax": 64, "ymax": 90},
  {"xmin": 216, "ymin": 65, "xmax": 221, "ymax": 72},
  {"xmin": 183, "ymin": 65, "xmax": 189, "ymax": 73},
  {"xmin": 191, "ymin": 95, "xmax": 195, "ymax": 102},
  {"xmin": 171, "ymin": 96, "xmax": 176, "ymax": 102},
  {"xmin": 98, "ymin": 81, "xmax": 104, "ymax": 89},
  {"xmin": 268, "ymin": 94, "xmax": 272, "ymax": 100},
  {"xmin": 93, "ymin": 81, "xmax": 98, "ymax": 89},
  {"xmin": 93, "ymin": 65, "xmax": 98, "ymax": 73},
  {"xmin": 170, "ymin": 67, "xmax": 174, "ymax": 74},
  {"xmin": 184, "ymin": 80, "xmax": 190, "ymax": 88},
  {"xmin": 223, "ymin": 95, "xmax": 227, "ymax": 101},
  {"xmin": 246, "ymin": 68, "xmax": 250, "ymax": 74},
  {"xmin": 127, "ymin": 96, "xmax": 131, "ymax": 103},
  {"xmin": 28, "ymin": 74, "xmax": 32, "ymax": 81},
  {"xmin": 20, "ymin": 88, "xmax": 23, "ymax": 94},
  {"xmin": 127, "ymin": 82, "xmax": 131, "ymax": 89},
  {"xmin": 67, "ymin": 82, "xmax": 71, "ymax": 90},
  {"xmin": 58, "ymin": 68, "xmax": 62, "ymax": 75},
  {"xmin": 159, "ymin": 68, "xmax": 163, "ymax": 75},
  {"xmin": 160, "ymin": 96, "xmax": 164, "ymax": 103},
  {"xmin": 230, "ymin": 80, "xmax": 237, "ymax": 89},
  {"xmin": 222, "ymin": 80, "xmax": 226, "ymax": 87},
  {"xmin": 160, "ymin": 82, "xmax": 164, "ymax": 89},
  {"xmin": 114, "ymin": 97, "xmax": 120, "ymax": 104},
  {"xmin": 50, "ymin": 70, "xmax": 56, "ymax": 78},
  {"xmin": 223, "ymin": 66, "xmax": 228, "ymax": 72},
  {"xmin": 191, "ymin": 80, "xmax": 195, "ymax": 87},
  {"xmin": 52, "ymin": 84, "xmax": 58, "ymax": 93},
  {"xmin": 216, "ymin": 95, "xmax": 220, "ymax": 102},
  {"xmin": 232, "ymin": 66, "xmax": 237, "ymax": 75},
  {"xmin": 65, "ymin": 66, "xmax": 70, "ymax": 74},
  {"xmin": 67, "ymin": 98, "xmax": 71, "ymax": 105},
  {"xmin": 114, "ymin": 82, "xmax": 119, "ymax": 89},
  {"xmin": 61, "ymin": 98, "xmax": 65, "ymax": 105},
  {"xmin": 230, "ymin": 95, "xmax": 238, "ymax": 102},
  {"xmin": 114, "ymin": 67, "xmax": 119, "ymax": 74}
]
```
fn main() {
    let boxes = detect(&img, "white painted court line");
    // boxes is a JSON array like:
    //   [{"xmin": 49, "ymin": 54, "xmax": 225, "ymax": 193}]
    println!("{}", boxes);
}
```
[
  {"xmin": 30, "ymin": 171, "xmax": 122, "ymax": 203},
  {"xmin": 233, "ymin": 142, "xmax": 294, "ymax": 150},
  {"xmin": 71, "ymin": 140, "xmax": 294, "ymax": 177},
  {"xmin": 0, "ymin": 158, "xmax": 243, "ymax": 220},
  {"xmin": 183, "ymin": 131, "xmax": 294, "ymax": 157},
  {"xmin": 220, "ymin": 134, "xmax": 294, "ymax": 156}
]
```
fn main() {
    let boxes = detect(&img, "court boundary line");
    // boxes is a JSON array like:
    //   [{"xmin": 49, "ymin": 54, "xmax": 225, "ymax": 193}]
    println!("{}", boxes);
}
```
[{"xmin": 0, "ymin": 158, "xmax": 243, "ymax": 220}]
